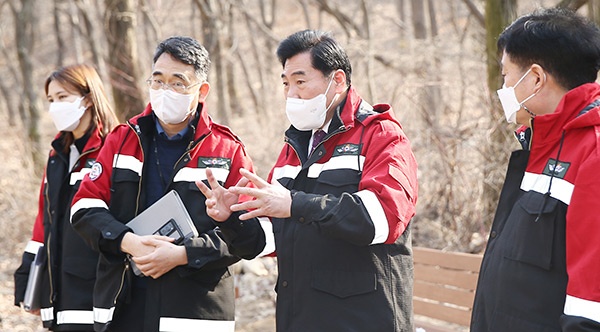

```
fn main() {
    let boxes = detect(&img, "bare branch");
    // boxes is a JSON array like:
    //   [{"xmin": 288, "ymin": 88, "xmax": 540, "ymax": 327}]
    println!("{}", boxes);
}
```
[
  {"xmin": 555, "ymin": 0, "xmax": 589, "ymax": 10},
  {"xmin": 460, "ymin": 0, "xmax": 484, "ymax": 27}
]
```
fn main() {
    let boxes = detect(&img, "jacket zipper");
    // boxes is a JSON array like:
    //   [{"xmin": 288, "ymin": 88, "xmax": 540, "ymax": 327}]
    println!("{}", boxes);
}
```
[
  {"xmin": 44, "ymin": 168, "xmax": 55, "ymax": 306},
  {"xmin": 129, "ymin": 123, "xmax": 145, "ymax": 216}
]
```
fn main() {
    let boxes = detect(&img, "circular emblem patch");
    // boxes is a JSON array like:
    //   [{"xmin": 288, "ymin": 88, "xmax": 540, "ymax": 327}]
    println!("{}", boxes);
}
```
[{"xmin": 89, "ymin": 162, "xmax": 103, "ymax": 181}]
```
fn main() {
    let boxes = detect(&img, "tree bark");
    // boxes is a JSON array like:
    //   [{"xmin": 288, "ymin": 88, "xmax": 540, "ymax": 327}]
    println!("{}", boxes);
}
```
[
  {"xmin": 104, "ymin": 0, "xmax": 145, "ymax": 121},
  {"xmin": 427, "ymin": 0, "xmax": 438, "ymax": 38},
  {"xmin": 411, "ymin": 0, "xmax": 426, "ymax": 39},
  {"xmin": 53, "ymin": 0, "xmax": 66, "ymax": 67},
  {"xmin": 555, "ymin": 0, "xmax": 589, "ymax": 10},
  {"xmin": 11, "ymin": 0, "xmax": 44, "ymax": 169},
  {"xmin": 483, "ymin": 0, "xmax": 517, "ymax": 227}
]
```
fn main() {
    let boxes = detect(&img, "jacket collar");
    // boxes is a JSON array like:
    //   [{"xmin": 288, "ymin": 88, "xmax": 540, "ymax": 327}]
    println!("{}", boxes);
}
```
[{"xmin": 533, "ymin": 83, "xmax": 600, "ymax": 140}]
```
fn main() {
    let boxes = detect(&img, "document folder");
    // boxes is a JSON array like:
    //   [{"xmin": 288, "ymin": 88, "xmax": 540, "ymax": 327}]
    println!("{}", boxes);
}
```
[
  {"xmin": 126, "ymin": 190, "xmax": 198, "ymax": 276},
  {"xmin": 23, "ymin": 246, "xmax": 44, "ymax": 311}
]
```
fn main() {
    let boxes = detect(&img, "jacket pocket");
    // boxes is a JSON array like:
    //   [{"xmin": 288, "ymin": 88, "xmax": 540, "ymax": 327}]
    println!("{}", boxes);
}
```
[
  {"xmin": 63, "ymin": 258, "xmax": 97, "ymax": 280},
  {"xmin": 311, "ymin": 269, "xmax": 377, "ymax": 298},
  {"xmin": 315, "ymin": 169, "xmax": 360, "ymax": 195},
  {"xmin": 503, "ymin": 191, "xmax": 559, "ymax": 270}
]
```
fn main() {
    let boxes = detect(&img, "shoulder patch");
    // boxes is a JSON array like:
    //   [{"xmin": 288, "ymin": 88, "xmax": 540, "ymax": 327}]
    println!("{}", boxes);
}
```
[
  {"xmin": 89, "ymin": 162, "xmax": 103, "ymax": 181},
  {"xmin": 198, "ymin": 157, "xmax": 231, "ymax": 170}
]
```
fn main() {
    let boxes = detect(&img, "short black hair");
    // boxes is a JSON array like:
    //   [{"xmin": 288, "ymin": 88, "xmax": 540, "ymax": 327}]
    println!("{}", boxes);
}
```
[
  {"xmin": 153, "ymin": 36, "xmax": 211, "ymax": 81},
  {"xmin": 498, "ymin": 8, "xmax": 600, "ymax": 90},
  {"xmin": 276, "ymin": 30, "xmax": 352, "ymax": 86}
]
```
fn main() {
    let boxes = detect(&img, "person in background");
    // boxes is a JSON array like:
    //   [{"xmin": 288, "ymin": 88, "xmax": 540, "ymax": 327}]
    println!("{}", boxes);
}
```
[
  {"xmin": 14, "ymin": 64, "xmax": 119, "ymax": 331},
  {"xmin": 199, "ymin": 29, "xmax": 418, "ymax": 331},
  {"xmin": 70, "ymin": 36, "xmax": 265, "ymax": 332},
  {"xmin": 471, "ymin": 8, "xmax": 600, "ymax": 331}
]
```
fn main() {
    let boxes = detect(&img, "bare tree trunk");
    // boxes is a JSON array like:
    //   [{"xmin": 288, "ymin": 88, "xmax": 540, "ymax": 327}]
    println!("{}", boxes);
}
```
[
  {"xmin": 0, "ymin": 31, "xmax": 23, "ymax": 126},
  {"xmin": 196, "ymin": 0, "xmax": 231, "ymax": 125},
  {"xmin": 11, "ymin": 0, "xmax": 44, "ymax": 169},
  {"xmin": 0, "ymin": 80, "xmax": 17, "ymax": 126},
  {"xmin": 105, "ymin": 0, "xmax": 146, "ymax": 121},
  {"xmin": 411, "ymin": 0, "xmax": 426, "ymax": 39},
  {"xmin": 427, "ymin": 0, "xmax": 438, "ymax": 38},
  {"xmin": 54, "ymin": 0, "xmax": 66, "ymax": 67},
  {"xmin": 589, "ymin": 0, "xmax": 600, "ymax": 26},
  {"xmin": 69, "ymin": 0, "xmax": 84, "ymax": 63},
  {"xmin": 76, "ymin": 0, "xmax": 109, "ymax": 84},
  {"xmin": 483, "ymin": 0, "xmax": 517, "ymax": 227},
  {"xmin": 555, "ymin": 0, "xmax": 589, "ymax": 10}
]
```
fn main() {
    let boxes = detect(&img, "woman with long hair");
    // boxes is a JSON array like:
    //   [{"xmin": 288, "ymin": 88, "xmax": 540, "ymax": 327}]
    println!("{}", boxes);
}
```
[{"xmin": 14, "ymin": 64, "xmax": 118, "ymax": 331}]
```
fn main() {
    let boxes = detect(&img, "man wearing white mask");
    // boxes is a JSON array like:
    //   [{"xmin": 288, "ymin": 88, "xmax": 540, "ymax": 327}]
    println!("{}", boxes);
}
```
[
  {"xmin": 70, "ymin": 36, "xmax": 266, "ymax": 332},
  {"xmin": 198, "ymin": 29, "xmax": 418, "ymax": 331},
  {"xmin": 471, "ymin": 8, "xmax": 600, "ymax": 332}
]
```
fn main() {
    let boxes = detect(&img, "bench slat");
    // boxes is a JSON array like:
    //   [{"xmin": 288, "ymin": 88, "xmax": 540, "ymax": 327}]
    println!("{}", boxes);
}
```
[
  {"xmin": 413, "ymin": 247, "xmax": 482, "ymax": 272},
  {"xmin": 414, "ymin": 264, "xmax": 479, "ymax": 290},
  {"xmin": 413, "ymin": 298, "xmax": 472, "ymax": 327},
  {"xmin": 413, "ymin": 280, "xmax": 475, "ymax": 308}
]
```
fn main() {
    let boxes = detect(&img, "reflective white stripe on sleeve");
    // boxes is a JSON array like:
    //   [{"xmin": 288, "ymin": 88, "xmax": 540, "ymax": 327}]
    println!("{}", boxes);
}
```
[
  {"xmin": 307, "ymin": 155, "xmax": 365, "ymax": 179},
  {"xmin": 355, "ymin": 189, "xmax": 389, "ymax": 245},
  {"xmin": 520, "ymin": 172, "xmax": 574, "ymax": 205},
  {"xmin": 25, "ymin": 240, "xmax": 44, "ymax": 254},
  {"xmin": 93, "ymin": 306, "xmax": 115, "ymax": 324},
  {"xmin": 57, "ymin": 310, "xmax": 94, "ymax": 325},
  {"xmin": 564, "ymin": 294, "xmax": 600, "ymax": 324},
  {"xmin": 113, "ymin": 154, "xmax": 143, "ymax": 176},
  {"xmin": 257, "ymin": 217, "xmax": 275, "ymax": 257},
  {"xmin": 272, "ymin": 164, "xmax": 301, "ymax": 180},
  {"xmin": 70, "ymin": 198, "xmax": 109, "ymax": 222},
  {"xmin": 173, "ymin": 167, "xmax": 229, "ymax": 184},
  {"xmin": 159, "ymin": 317, "xmax": 235, "ymax": 332},
  {"xmin": 70, "ymin": 168, "xmax": 92, "ymax": 185},
  {"xmin": 41, "ymin": 307, "xmax": 54, "ymax": 321}
]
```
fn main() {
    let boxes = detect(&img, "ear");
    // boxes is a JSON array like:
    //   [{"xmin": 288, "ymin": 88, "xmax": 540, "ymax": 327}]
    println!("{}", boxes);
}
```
[
  {"xmin": 332, "ymin": 70, "xmax": 347, "ymax": 93},
  {"xmin": 198, "ymin": 82, "xmax": 210, "ymax": 102},
  {"xmin": 530, "ymin": 64, "xmax": 546, "ymax": 88}
]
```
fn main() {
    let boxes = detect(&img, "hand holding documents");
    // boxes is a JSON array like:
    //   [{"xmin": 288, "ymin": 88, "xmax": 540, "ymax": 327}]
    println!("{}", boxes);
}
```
[
  {"xmin": 23, "ymin": 246, "xmax": 44, "ymax": 311},
  {"xmin": 126, "ymin": 190, "xmax": 198, "ymax": 276}
]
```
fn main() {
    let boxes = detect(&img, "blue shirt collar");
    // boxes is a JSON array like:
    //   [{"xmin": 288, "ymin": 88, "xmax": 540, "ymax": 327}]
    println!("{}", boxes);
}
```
[{"xmin": 155, "ymin": 118, "xmax": 189, "ymax": 141}]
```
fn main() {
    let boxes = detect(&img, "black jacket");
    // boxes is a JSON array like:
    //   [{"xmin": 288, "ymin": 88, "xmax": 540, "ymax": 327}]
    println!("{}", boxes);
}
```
[{"xmin": 15, "ymin": 130, "xmax": 103, "ymax": 331}]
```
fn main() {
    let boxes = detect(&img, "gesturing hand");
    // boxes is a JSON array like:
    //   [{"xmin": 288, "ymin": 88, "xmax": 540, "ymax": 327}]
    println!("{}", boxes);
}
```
[
  {"xmin": 228, "ymin": 168, "xmax": 291, "ymax": 220},
  {"xmin": 196, "ymin": 168, "xmax": 249, "ymax": 222}
]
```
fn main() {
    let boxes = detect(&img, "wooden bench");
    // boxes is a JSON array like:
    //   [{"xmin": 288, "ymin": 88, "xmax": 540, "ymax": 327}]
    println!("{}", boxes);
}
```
[{"xmin": 412, "ymin": 247, "xmax": 483, "ymax": 332}]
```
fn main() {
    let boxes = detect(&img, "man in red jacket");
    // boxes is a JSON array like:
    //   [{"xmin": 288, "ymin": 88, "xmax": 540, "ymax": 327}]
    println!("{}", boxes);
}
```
[
  {"xmin": 71, "ymin": 36, "xmax": 265, "ymax": 332},
  {"xmin": 200, "ymin": 29, "xmax": 418, "ymax": 331},
  {"xmin": 471, "ymin": 8, "xmax": 600, "ymax": 331}
]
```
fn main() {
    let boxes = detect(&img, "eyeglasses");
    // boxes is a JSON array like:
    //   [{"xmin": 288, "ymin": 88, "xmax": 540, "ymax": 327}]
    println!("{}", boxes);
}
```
[{"xmin": 146, "ymin": 78, "xmax": 201, "ymax": 94}]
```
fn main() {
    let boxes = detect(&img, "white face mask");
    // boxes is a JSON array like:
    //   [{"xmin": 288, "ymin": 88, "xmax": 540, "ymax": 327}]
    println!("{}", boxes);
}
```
[
  {"xmin": 149, "ymin": 88, "xmax": 196, "ymax": 124},
  {"xmin": 285, "ymin": 76, "xmax": 337, "ymax": 131},
  {"xmin": 497, "ymin": 69, "xmax": 538, "ymax": 124},
  {"xmin": 48, "ymin": 96, "xmax": 86, "ymax": 132}
]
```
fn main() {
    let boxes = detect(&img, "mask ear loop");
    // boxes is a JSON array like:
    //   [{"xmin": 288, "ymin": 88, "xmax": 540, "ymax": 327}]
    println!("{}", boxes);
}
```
[
  {"xmin": 324, "ymin": 73, "xmax": 338, "ymax": 112},
  {"xmin": 520, "ymin": 72, "xmax": 546, "ymax": 118}
]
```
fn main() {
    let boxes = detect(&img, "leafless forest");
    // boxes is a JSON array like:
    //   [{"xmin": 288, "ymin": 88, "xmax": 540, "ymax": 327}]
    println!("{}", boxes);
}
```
[{"xmin": 0, "ymin": 0, "xmax": 596, "ymax": 331}]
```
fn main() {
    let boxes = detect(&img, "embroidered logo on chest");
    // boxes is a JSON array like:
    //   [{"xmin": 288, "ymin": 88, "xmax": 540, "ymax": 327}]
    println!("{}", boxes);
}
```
[
  {"xmin": 198, "ymin": 157, "xmax": 231, "ymax": 170},
  {"xmin": 542, "ymin": 158, "xmax": 570, "ymax": 179},
  {"xmin": 332, "ymin": 143, "xmax": 361, "ymax": 157}
]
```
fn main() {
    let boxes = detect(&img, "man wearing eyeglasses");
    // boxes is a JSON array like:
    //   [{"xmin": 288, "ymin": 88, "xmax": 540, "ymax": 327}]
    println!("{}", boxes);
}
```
[{"xmin": 70, "ymin": 36, "xmax": 266, "ymax": 332}]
